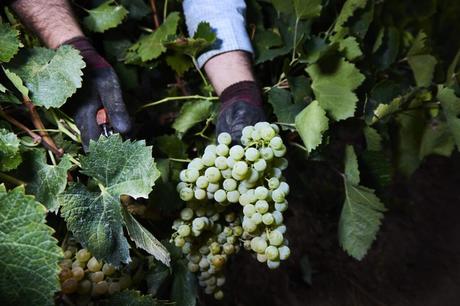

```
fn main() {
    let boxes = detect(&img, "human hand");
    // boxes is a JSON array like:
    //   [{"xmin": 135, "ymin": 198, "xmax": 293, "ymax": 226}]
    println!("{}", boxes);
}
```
[
  {"xmin": 216, "ymin": 81, "xmax": 266, "ymax": 143},
  {"xmin": 64, "ymin": 37, "xmax": 132, "ymax": 151}
]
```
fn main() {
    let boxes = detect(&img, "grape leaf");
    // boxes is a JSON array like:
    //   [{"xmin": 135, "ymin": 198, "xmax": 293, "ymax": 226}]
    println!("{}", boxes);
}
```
[
  {"xmin": 306, "ymin": 57, "xmax": 365, "ymax": 120},
  {"xmin": 101, "ymin": 290, "xmax": 155, "ymax": 306},
  {"xmin": 122, "ymin": 207, "xmax": 170, "ymax": 266},
  {"xmin": 292, "ymin": 0, "xmax": 322, "ymax": 20},
  {"xmin": 127, "ymin": 12, "xmax": 180, "ymax": 62},
  {"xmin": 21, "ymin": 150, "xmax": 72, "ymax": 212},
  {"xmin": 83, "ymin": 0, "xmax": 128, "ymax": 33},
  {"xmin": 156, "ymin": 134, "xmax": 188, "ymax": 158},
  {"xmin": 338, "ymin": 183, "xmax": 386, "ymax": 260},
  {"xmin": 146, "ymin": 264, "xmax": 170, "ymax": 296},
  {"xmin": 295, "ymin": 101, "xmax": 329, "ymax": 152},
  {"xmin": 166, "ymin": 53, "xmax": 194, "ymax": 75},
  {"xmin": 332, "ymin": 0, "xmax": 368, "ymax": 39},
  {"xmin": 407, "ymin": 32, "xmax": 437, "ymax": 87},
  {"xmin": 3, "ymin": 67, "xmax": 29, "ymax": 98},
  {"xmin": 173, "ymin": 100, "xmax": 213, "ymax": 136},
  {"xmin": 172, "ymin": 259, "xmax": 197, "ymax": 306},
  {"xmin": 363, "ymin": 126, "xmax": 382, "ymax": 151},
  {"xmin": 120, "ymin": 0, "xmax": 149, "ymax": 20},
  {"xmin": 0, "ymin": 185, "xmax": 61, "ymax": 306},
  {"xmin": 268, "ymin": 87, "xmax": 307, "ymax": 127},
  {"xmin": 438, "ymin": 86, "xmax": 460, "ymax": 148},
  {"xmin": 7, "ymin": 46, "xmax": 85, "ymax": 108},
  {"xmin": 344, "ymin": 145, "xmax": 360, "ymax": 185},
  {"xmin": 339, "ymin": 37, "xmax": 363, "ymax": 61},
  {"xmin": 419, "ymin": 121, "xmax": 455, "ymax": 159},
  {"xmin": 0, "ymin": 128, "xmax": 22, "ymax": 172},
  {"xmin": 0, "ymin": 22, "xmax": 21, "ymax": 63},
  {"xmin": 60, "ymin": 135, "xmax": 161, "ymax": 265}
]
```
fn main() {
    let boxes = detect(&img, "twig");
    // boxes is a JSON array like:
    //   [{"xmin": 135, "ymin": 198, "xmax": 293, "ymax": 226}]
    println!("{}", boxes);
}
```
[
  {"xmin": 169, "ymin": 158, "xmax": 191, "ymax": 163},
  {"xmin": 0, "ymin": 106, "xmax": 41, "ymax": 142},
  {"xmin": 138, "ymin": 95, "xmax": 218, "ymax": 111},
  {"xmin": 0, "ymin": 172, "xmax": 26, "ymax": 186},
  {"xmin": 149, "ymin": 0, "xmax": 160, "ymax": 29},
  {"xmin": 23, "ymin": 97, "xmax": 63, "ymax": 157}
]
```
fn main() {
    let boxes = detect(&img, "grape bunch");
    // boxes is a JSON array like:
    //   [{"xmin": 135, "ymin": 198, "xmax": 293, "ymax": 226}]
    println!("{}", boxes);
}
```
[
  {"xmin": 173, "ymin": 122, "xmax": 290, "ymax": 299},
  {"xmin": 58, "ymin": 245, "xmax": 142, "ymax": 304}
]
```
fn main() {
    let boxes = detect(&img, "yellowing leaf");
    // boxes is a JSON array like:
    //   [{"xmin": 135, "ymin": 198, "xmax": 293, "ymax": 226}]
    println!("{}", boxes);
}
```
[{"xmin": 295, "ymin": 101, "xmax": 329, "ymax": 152}]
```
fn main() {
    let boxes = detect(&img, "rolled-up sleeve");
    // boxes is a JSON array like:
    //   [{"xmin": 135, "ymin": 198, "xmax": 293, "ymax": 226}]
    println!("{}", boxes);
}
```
[{"xmin": 183, "ymin": 0, "xmax": 254, "ymax": 68}]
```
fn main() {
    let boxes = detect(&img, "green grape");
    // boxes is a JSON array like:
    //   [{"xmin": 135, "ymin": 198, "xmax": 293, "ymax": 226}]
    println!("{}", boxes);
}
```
[
  {"xmin": 204, "ymin": 144, "xmax": 217, "ymax": 154},
  {"xmin": 194, "ymin": 188, "xmax": 207, "ymax": 200},
  {"xmin": 214, "ymin": 189, "xmax": 227, "ymax": 203},
  {"xmin": 192, "ymin": 217, "xmax": 207, "ymax": 231},
  {"xmin": 180, "ymin": 207, "xmax": 194, "ymax": 221},
  {"xmin": 224, "ymin": 212, "xmax": 236, "ymax": 222},
  {"xmin": 184, "ymin": 169, "xmax": 199, "ymax": 182},
  {"xmin": 209, "ymin": 242, "xmax": 221, "ymax": 254},
  {"xmin": 102, "ymin": 263, "xmax": 115, "ymax": 276},
  {"xmin": 265, "ymin": 246, "xmax": 279, "ymax": 261},
  {"xmin": 254, "ymin": 187, "xmax": 268, "ymax": 200},
  {"xmin": 275, "ymin": 202, "xmax": 288, "ymax": 212},
  {"xmin": 76, "ymin": 249, "xmax": 91, "ymax": 262},
  {"xmin": 272, "ymin": 189, "xmax": 285, "ymax": 202},
  {"xmin": 267, "ymin": 260, "xmax": 280, "ymax": 269},
  {"xmin": 90, "ymin": 271, "xmax": 105, "ymax": 283},
  {"xmin": 245, "ymin": 147, "xmax": 260, "ymax": 162},
  {"xmin": 202, "ymin": 152, "xmax": 216, "ymax": 166},
  {"xmin": 245, "ymin": 168, "xmax": 259, "ymax": 184},
  {"xmin": 262, "ymin": 213, "xmax": 274, "ymax": 225},
  {"xmin": 242, "ymin": 218, "xmax": 257, "ymax": 232},
  {"xmin": 72, "ymin": 260, "xmax": 85, "ymax": 269},
  {"xmin": 61, "ymin": 277, "xmax": 79, "ymax": 294},
  {"xmin": 87, "ymin": 257, "xmax": 102, "ymax": 272},
  {"xmin": 175, "ymin": 236, "xmax": 185, "ymax": 247},
  {"xmin": 255, "ymin": 200, "xmax": 269, "ymax": 214},
  {"xmin": 268, "ymin": 177, "xmax": 280, "ymax": 190},
  {"xmin": 216, "ymin": 276, "xmax": 226, "ymax": 287},
  {"xmin": 179, "ymin": 170, "xmax": 187, "ymax": 182},
  {"xmin": 182, "ymin": 242, "xmax": 192, "ymax": 254},
  {"xmin": 250, "ymin": 237, "xmax": 267, "ymax": 254},
  {"xmin": 188, "ymin": 158, "xmax": 204, "ymax": 170},
  {"xmin": 233, "ymin": 161, "xmax": 249, "ymax": 176},
  {"xmin": 251, "ymin": 212, "xmax": 263, "ymax": 224},
  {"xmin": 251, "ymin": 129, "xmax": 262, "ymax": 141},
  {"xmin": 92, "ymin": 280, "xmax": 108, "ymax": 296},
  {"xmin": 279, "ymin": 246, "xmax": 291, "ymax": 260},
  {"xmin": 205, "ymin": 167, "xmax": 221, "ymax": 183},
  {"xmin": 270, "ymin": 123, "xmax": 280, "ymax": 133},
  {"xmin": 196, "ymin": 176, "xmax": 209, "ymax": 189},
  {"xmin": 272, "ymin": 211, "xmax": 284, "ymax": 225},
  {"xmin": 217, "ymin": 132, "xmax": 232, "ymax": 145},
  {"xmin": 216, "ymin": 144, "xmax": 229, "ymax": 156},
  {"xmin": 176, "ymin": 182, "xmax": 188, "ymax": 192},
  {"xmin": 72, "ymin": 266, "xmax": 85, "ymax": 281},
  {"xmin": 253, "ymin": 159, "xmax": 267, "ymax": 171},
  {"xmin": 226, "ymin": 190, "xmax": 240, "ymax": 203},
  {"xmin": 261, "ymin": 126, "xmax": 276, "ymax": 141},
  {"xmin": 275, "ymin": 225, "xmax": 287, "ymax": 234},
  {"xmin": 268, "ymin": 230, "xmax": 283, "ymax": 246},
  {"xmin": 64, "ymin": 250, "xmax": 73, "ymax": 259},
  {"xmin": 237, "ymin": 182, "xmax": 249, "ymax": 194},
  {"xmin": 269, "ymin": 136, "xmax": 283, "ymax": 150},
  {"xmin": 229, "ymin": 145, "xmax": 245, "ymax": 160},
  {"xmin": 215, "ymin": 156, "xmax": 228, "ymax": 170},
  {"xmin": 77, "ymin": 279, "xmax": 92, "ymax": 295},
  {"xmin": 243, "ymin": 204, "xmax": 256, "ymax": 217},
  {"xmin": 199, "ymin": 256, "xmax": 210, "ymax": 269},
  {"xmin": 242, "ymin": 126, "xmax": 254, "ymax": 138},
  {"xmin": 108, "ymin": 281, "xmax": 121, "ymax": 294},
  {"xmin": 238, "ymin": 193, "xmax": 251, "ymax": 206},
  {"xmin": 233, "ymin": 226, "xmax": 243, "ymax": 236},
  {"xmin": 214, "ymin": 290, "xmax": 224, "ymax": 300},
  {"xmin": 207, "ymin": 182, "xmax": 220, "ymax": 193},
  {"xmin": 260, "ymin": 147, "xmax": 274, "ymax": 160},
  {"xmin": 223, "ymin": 178, "xmax": 237, "ymax": 191},
  {"xmin": 257, "ymin": 253, "xmax": 267, "ymax": 263},
  {"xmin": 180, "ymin": 187, "xmax": 194, "ymax": 201},
  {"xmin": 279, "ymin": 181, "xmax": 290, "ymax": 195},
  {"xmin": 178, "ymin": 224, "xmax": 191, "ymax": 237},
  {"xmin": 273, "ymin": 144, "xmax": 287, "ymax": 157},
  {"xmin": 221, "ymin": 168, "xmax": 232, "ymax": 179},
  {"xmin": 271, "ymin": 167, "xmax": 282, "ymax": 179},
  {"xmin": 255, "ymin": 121, "xmax": 270, "ymax": 130},
  {"xmin": 275, "ymin": 158, "xmax": 289, "ymax": 170}
]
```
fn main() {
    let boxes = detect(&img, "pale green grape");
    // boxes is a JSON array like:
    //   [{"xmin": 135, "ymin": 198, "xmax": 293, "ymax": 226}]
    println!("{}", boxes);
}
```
[
  {"xmin": 216, "ymin": 144, "xmax": 229, "ymax": 156},
  {"xmin": 87, "ymin": 257, "xmax": 102, "ymax": 272},
  {"xmin": 273, "ymin": 144, "xmax": 287, "ymax": 157},
  {"xmin": 93, "ymin": 280, "xmax": 108, "ymax": 296},
  {"xmin": 71, "ymin": 266, "xmax": 84, "ymax": 281},
  {"xmin": 265, "ymin": 246, "xmax": 279, "ymax": 260},
  {"xmin": 233, "ymin": 161, "xmax": 249, "ymax": 176},
  {"xmin": 90, "ymin": 271, "xmax": 104, "ymax": 283},
  {"xmin": 267, "ymin": 260, "xmax": 280, "ymax": 269},
  {"xmin": 251, "ymin": 129, "xmax": 261, "ymax": 141},
  {"xmin": 268, "ymin": 230, "xmax": 283, "ymax": 246},
  {"xmin": 245, "ymin": 168, "xmax": 259, "ymax": 184},
  {"xmin": 226, "ymin": 156, "xmax": 236, "ymax": 168},
  {"xmin": 180, "ymin": 207, "xmax": 194, "ymax": 221},
  {"xmin": 174, "ymin": 236, "xmax": 185, "ymax": 247},
  {"xmin": 178, "ymin": 224, "xmax": 191, "ymax": 237},
  {"xmin": 216, "ymin": 276, "xmax": 226, "ymax": 287},
  {"xmin": 250, "ymin": 237, "xmax": 267, "ymax": 254},
  {"xmin": 207, "ymin": 182, "xmax": 220, "ymax": 193},
  {"xmin": 205, "ymin": 167, "xmax": 221, "ymax": 183},
  {"xmin": 272, "ymin": 211, "xmax": 284, "ymax": 225},
  {"xmin": 192, "ymin": 217, "xmax": 207, "ymax": 231},
  {"xmin": 260, "ymin": 147, "xmax": 274, "ymax": 160},
  {"xmin": 262, "ymin": 213, "xmax": 274, "ymax": 225},
  {"xmin": 223, "ymin": 178, "xmax": 237, "ymax": 191},
  {"xmin": 275, "ymin": 225, "xmax": 287, "ymax": 234},
  {"xmin": 242, "ymin": 126, "xmax": 254, "ymax": 138},
  {"xmin": 278, "ymin": 246, "xmax": 290, "ymax": 260},
  {"xmin": 245, "ymin": 147, "xmax": 260, "ymax": 161},
  {"xmin": 261, "ymin": 126, "xmax": 276, "ymax": 141},
  {"xmin": 102, "ymin": 263, "xmax": 115, "ymax": 276},
  {"xmin": 202, "ymin": 152, "xmax": 216, "ymax": 166},
  {"xmin": 204, "ymin": 144, "xmax": 217, "ymax": 154},
  {"xmin": 226, "ymin": 190, "xmax": 240, "ymax": 203},
  {"xmin": 194, "ymin": 188, "xmax": 207, "ymax": 200},
  {"xmin": 214, "ymin": 290, "xmax": 224, "ymax": 300},
  {"xmin": 217, "ymin": 132, "xmax": 232, "ymax": 145},
  {"xmin": 251, "ymin": 212, "xmax": 262, "ymax": 224},
  {"xmin": 196, "ymin": 176, "xmax": 209, "ymax": 189},
  {"xmin": 254, "ymin": 187, "xmax": 268, "ymax": 200},
  {"xmin": 180, "ymin": 187, "xmax": 194, "ymax": 201},
  {"xmin": 270, "ymin": 123, "xmax": 280, "ymax": 133},
  {"xmin": 214, "ymin": 189, "xmax": 227, "ymax": 203},
  {"xmin": 229, "ymin": 145, "xmax": 245, "ymax": 160},
  {"xmin": 188, "ymin": 158, "xmax": 204, "ymax": 170},
  {"xmin": 76, "ymin": 249, "xmax": 91, "ymax": 262},
  {"xmin": 275, "ymin": 158, "xmax": 288, "ymax": 170},
  {"xmin": 269, "ymin": 136, "xmax": 283, "ymax": 150},
  {"xmin": 257, "ymin": 253, "xmax": 267, "ymax": 263},
  {"xmin": 272, "ymin": 189, "xmax": 285, "ymax": 202},
  {"xmin": 268, "ymin": 177, "xmax": 280, "ymax": 190},
  {"xmin": 221, "ymin": 168, "xmax": 232, "ymax": 179},
  {"xmin": 176, "ymin": 182, "xmax": 188, "ymax": 192},
  {"xmin": 275, "ymin": 202, "xmax": 288, "ymax": 212},
  {"xmin": 253, "ymin": 159, "xmax": 267, "ymax": 171},
  {"xmin": 243, "ymin": 204, "xmax": 256, "ymax": 217},
  {"xmin": 279, "ymin": 181, "xmax": 290, "ymax": 195},
  {"xmin": 242, "ymin": 218, "xmax": 257, "ymax": 232},
  {"xmin": 238, "ymin": 193, "xmax": 251, "ymax": 206},
  {"xmin": 215, "ymin": 156, "xmax": 228, "ymax": 170},
  {"xmin": 255, "ymin": 200, "xmax": 269, "ymax": 214}
]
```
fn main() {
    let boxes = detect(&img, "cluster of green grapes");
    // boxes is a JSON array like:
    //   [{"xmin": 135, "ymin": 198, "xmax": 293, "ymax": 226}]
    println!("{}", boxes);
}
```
[
  {"xmin": 59, "ymin": 246, "xmax": 141, "ymax": 304},
  {"xmin": 173, "ymin": 122, "xmax": 290, "ymax": 299}
]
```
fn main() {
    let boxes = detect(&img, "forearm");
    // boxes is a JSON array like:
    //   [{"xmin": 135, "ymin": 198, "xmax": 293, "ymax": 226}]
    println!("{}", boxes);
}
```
[{"xmin": 11, "ymin": 0, "xmax": 83, "ymax": 49}]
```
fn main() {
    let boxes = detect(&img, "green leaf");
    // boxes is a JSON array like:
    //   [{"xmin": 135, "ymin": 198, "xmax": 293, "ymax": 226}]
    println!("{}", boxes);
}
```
[
  {"xmin": 60, "ymin": 135, "xmax": 161, "ymax": 265},
  {"xmin": 166, "ymin": 53, "xmax": 194, "ymax": 75},
  {"xmin": 127, "ymin": 12, "xmax": 180, "ymax": 62},
  {"xmin": 122, "ymin": 207, "xmax": 170, "ymax": 266},
  {"xmin": 306, "ymin": 58, "xmax": 365, "ymax": 120},
  {"xmin": 156, "ymin": 134, "xmax": 188, "ymax": 158},
  {"xmin": 120, "ymin": 0, "xmax": 149, "ymax": 20},
  {"xmin": 0, "ymin": 128, "xmax": 22, "ymax": 171},
  {"xmin": 419, "ymin": 121, "xmax": 455, "ymax": 159},
  {"xmin": 339, "ymin": 37, "xmax": 363, "ymax": 61},
  {"xmin": 332, "ymin": 0, "xmax": 368, "ymax": 39},
  {"xmin": 83, "ymin": 0, "xmax": 128, "ymax": 33},
  {"xmin": 363, "ymin": 126, "xmax": 382, "ymax": 151},
  {"xmin": 407, "ymin": 32, "xmax": 437, "ymax": 87},
  {"xmin": 166, "ymin": 23, "xmax": 216, "ymax": 59},
  {"xmin": 344, "ymin": 145, "xmax": 360, "ymax": 185},
  {"xmin": 0, "ymin": 185, "xmax": 61, "ymax": 306},
  {"xmin": 295, "ymin": 101, "xmax": 329, "ymax": 152},
  {"xmin": 173, "ymin": 100, "xmax": 213, "ymax": 136},
  {"xmin": 338, "ymin": 183, "xmax": 386, "ymax": 260},
  {"xmin": 101, "ymin": 290, "xmax": 155, "ymax": 306},
  {"xmin": 0, "ymin": 22, "xmax": 21, "ymax": 63},
  {"xmin": 7, "ymin": 46, "xmax": 85, "ymax": 108},
  {"xmin": 268, "ymin": 87, "xmax": 307, "ymax": 127},
  {"xmin": 3, "ymin": 67, "xmax": 29, "ymax": 97},
  {"xmin": 438, "ymin": 86, "xmax": 460, "ymax": 148},
  {"xmin": 253, "ymin": 29, "xmax": 284, "ymax": 64},
  {"xmin": 292, "ymin": 0, "xmax": 322, "ymax": 20},
  {"xmin": 146, "ymin": 264, "xmax": 170, "ymax": 296},
  {"xmin": 172, "ymin": 260, "xmax": 197, "ymax": 306},
  {"xmin": 22, "ymin": 150, "xmax": 72, "ymax": 212}
]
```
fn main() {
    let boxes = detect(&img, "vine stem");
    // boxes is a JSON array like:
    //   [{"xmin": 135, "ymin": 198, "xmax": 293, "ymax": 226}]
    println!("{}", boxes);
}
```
[
  {"xmin": 138, "ymin": 95, "xmax": 218, "ymax": 111},
  {"xmin": 0, "ymin": 106, "xmax": 41, "ymax": 143},
  {"xmin": 0, "ymin": 172, "xmax": 26, "ymax": 186},
  {"xmin": 149, "ymin": 0, "xmax": 161, "ymax": 29},
  {"xmin": 23, "ymin": 97, "xmax": 63, "ymax": 157},
  {"xmin": 290, "ymin": 17, "xmax": 300, "ymax": 64},
  {"xmin": 169, "ymin": 158, "xmax": 191, "ymax": 163}
]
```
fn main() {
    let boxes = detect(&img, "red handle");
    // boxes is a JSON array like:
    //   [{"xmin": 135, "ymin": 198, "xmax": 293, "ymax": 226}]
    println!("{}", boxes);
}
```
[{"xmin": 96, "ymin": 108, "xmax": 109, "ymax": 126}]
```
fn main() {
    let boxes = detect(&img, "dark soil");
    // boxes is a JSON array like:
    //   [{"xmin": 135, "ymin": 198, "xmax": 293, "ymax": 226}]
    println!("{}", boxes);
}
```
[{"xmin": 203, "ymin": 153, "xmax": 460, "ymax": 306}]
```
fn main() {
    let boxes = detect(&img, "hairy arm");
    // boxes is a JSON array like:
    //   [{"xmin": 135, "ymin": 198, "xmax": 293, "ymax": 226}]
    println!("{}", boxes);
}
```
[{"xmin": 11, "ymin": 0, "xmax": 83, "ymax": 49}]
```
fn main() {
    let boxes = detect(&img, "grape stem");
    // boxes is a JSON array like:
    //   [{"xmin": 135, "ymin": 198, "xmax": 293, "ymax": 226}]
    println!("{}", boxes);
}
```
[
  {"xmin": 137, "ymin": 95, "xmax": 218, "ymax": 111},
  {"xmin": 149, "ymin": 0, "xmax": 161, "ymax": 29},
  {"xmin": 169, "ymin": 158, "xmax": 192, "ymax": 163},
  {"xmin": 0, "ymin": 172, "xmax": 26, "ymax": 186}
]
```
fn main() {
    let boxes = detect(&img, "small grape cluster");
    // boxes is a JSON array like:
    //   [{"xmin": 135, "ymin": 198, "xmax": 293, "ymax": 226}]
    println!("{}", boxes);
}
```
[
  {"xmin": 59, "ymin": 246, "xmax": 141, "ymax": 304},
  {"xmin": 173, "ymin": 122, "xmax": 290, "ymax": 299}
]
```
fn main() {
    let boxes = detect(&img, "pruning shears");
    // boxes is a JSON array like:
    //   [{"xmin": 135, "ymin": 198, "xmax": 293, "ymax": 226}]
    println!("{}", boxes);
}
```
[{"xmin": 96, "ymin": 108, "xmax": 114, "ymax": 137}]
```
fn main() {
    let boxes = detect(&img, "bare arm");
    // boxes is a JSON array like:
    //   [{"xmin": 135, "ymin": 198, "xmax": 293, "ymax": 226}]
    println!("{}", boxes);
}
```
[{"xmin": 11, "ymin": 0, "xmax": 84, "ymax": 49}]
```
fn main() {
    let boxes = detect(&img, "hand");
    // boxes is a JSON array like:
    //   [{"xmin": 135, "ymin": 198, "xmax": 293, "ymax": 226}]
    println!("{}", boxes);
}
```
[
  {"xmin": 65, "ymin": 36, "xmax": 132, "ymax": 151},
  {"xmin": 215, "ymin": 81, "xmax": 266, "ymax": 143}
]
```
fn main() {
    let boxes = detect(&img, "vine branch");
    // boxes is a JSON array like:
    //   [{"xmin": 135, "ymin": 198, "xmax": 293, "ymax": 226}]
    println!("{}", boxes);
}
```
[
  {"xmin": 149, "ymin": 0, "xmax": 161, "ymax": 29},
  {"xmin": 0, "ymin": 106, "xmax": 41, "ymax": 143}
]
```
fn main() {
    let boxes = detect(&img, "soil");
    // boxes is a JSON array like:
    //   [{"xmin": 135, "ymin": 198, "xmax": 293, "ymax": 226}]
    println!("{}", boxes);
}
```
[{"xmin": 202, "ymin": 153, "xmax": 460, "ymax": 306}]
